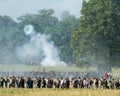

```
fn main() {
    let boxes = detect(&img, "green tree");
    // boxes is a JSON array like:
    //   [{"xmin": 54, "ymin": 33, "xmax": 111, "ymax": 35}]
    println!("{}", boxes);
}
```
[
  {"xmin": 71, "ymin": 0, "xmax": 120, "ymax": 71},
  {"xmin": 58, "ymin": 11, "xmax": 79, "ymax": 64},
  {"xmin": 17, "ymin": 9, "xmax": 59, "ymax": 33},
  {"xmin": 0, "ymin": 15, "xmax": 20, "ymax": 63},
  {"xmin": 17, "ymin": 9, "xmax": 79, "ymax": 65}
]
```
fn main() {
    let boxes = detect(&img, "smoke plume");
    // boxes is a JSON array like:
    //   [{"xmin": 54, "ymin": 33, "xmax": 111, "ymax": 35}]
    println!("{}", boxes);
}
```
[{"xmin": 16, "ymin": 25, "xmax": 67, "ymax": 66}]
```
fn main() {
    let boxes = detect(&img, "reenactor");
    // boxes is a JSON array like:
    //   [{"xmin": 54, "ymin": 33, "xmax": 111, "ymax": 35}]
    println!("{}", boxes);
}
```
[
  {"xmin": 103, "ymin": 79, "xmax": 108, "ymax": 89},
  {"xmin": 47, "ymin": 78, "xmax": 53, "ymax": 88},
  {"xmin": 115, "ymin": 79, "xmax": 119, "ymax": 89},
  {"xmin": 27, "ymin": 77, "xmax": 33, "ymax": 88},
  {"xmin": 83, "ymin": 78, "xmax": 88, "ymax": 88},
  {"xmin": 9, "ymin": 77, "xmax": 13, "ymax": 88},
  {"xmin": 60, "ymin": 78, "xmax": 64, "ymax": 89},
  {"xmin": 54, "ymin": 78, "xmax": 60, "ymax": 88},
  {"xmin": 37, "ymin": 77, "xmax": 42, "ymax": 88},
  {"xmin": 4, "ymin": 77, "xmax": 8, "ymax": 88},
  {"xmin": 98, "ymin": 78, "xmax": 103, "ymax": 89},
  {"xmin": 33, "ymin": 77, "xmax": 38, "ymax": 88},
  {"xmin": 19, "ymin": 77, "xmax": 25, "ymax": 88},
  {"xmin": 65, "ymin": 77, "xmax": 70, "ymax": 88},
  {"xmin": 11, "ymin": 76, "xmax": 16, "ymax": 88},
  {"xmin": 108, "ymin": 80, "xmax": 112, "ymax": 89},
  {"xmin": 111, "ymin": 79, "xmax": 115, "ymax": 89},
  {"xmin": 89, "ymin": 78, "xmax": 93, "ymax": 89},
  {"xmin": 95, "ymin": 78, "xmax": 99, "ymax": 89},
  {"xmin": 73, "ymin": 77, "xmax": 78, "ymax": 88},
  {"xmin": 0, "ymin": 77, "xmax": 4, "ymax": 88},
  {"xmin": 41, "ymin": 77, "xmax": 46, "ymax": 88}
]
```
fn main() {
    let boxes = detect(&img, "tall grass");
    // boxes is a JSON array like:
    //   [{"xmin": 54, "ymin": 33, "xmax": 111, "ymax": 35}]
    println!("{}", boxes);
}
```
[{"xmin": 0, "ymin": 88, "xmax": 120, "ymax": 96}]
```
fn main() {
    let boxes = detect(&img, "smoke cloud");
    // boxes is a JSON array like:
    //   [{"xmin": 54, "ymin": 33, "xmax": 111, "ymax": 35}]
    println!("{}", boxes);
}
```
[{"xmin": 16, "ymin": 25, "xmax": 67, "ymax": 66}]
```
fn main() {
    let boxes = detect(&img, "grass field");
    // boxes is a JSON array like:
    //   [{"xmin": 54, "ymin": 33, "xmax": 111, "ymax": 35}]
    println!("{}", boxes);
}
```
[
  {"xmin": 0, "ymin": 88, "xmax": 120, "ymax": 96},
  {"xmin": 0, "ymin": 64, "xmax": 120, "ymax": 96},
  {"xmin": 1, "ymin": 64, "xmax": 120, "ymax": 78},
  {"xmin": 0, "ymin": 64, "xmax": 96, "ymax": 72}
]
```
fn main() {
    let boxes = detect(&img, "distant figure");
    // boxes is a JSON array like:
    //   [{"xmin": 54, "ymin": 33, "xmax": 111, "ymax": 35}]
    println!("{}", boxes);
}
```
[
  {"xmin": 104, "ymin": 72, "xmax": 108, "ymax": 79},
  {"xmin": 108, "ymin": 72, "xmax": 113, "ymax": 80}
]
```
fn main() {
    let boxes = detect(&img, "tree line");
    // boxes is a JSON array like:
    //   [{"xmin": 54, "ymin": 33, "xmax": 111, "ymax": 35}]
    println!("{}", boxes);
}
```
[
  {"xmin": 1, "ymin": 0, "xmax": 120, "ymax": 72},
  {"xmin": 71, "ymin": 0, "xmax": 120, "ymax": 71},
  {"xmin": 0, "ymin": 9, "xmax": 79, "ymax": 65}
]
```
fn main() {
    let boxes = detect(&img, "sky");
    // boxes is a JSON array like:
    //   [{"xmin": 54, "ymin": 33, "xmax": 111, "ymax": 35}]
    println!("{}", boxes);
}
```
[{"xmin": 0, "ymin": 0, "xmax": 83, "ymax": 20}]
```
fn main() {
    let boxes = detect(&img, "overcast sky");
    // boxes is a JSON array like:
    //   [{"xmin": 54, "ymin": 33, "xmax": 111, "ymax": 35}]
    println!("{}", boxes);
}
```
[{"xmin": 0, "ymin": 0, "xmax": 83, "ymax": 20}]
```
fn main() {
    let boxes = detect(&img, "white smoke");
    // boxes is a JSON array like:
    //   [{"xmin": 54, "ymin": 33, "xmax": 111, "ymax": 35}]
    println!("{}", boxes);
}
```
[
  {"xmin": 24, "ymin": 25, "xmax": 34, "ymax": 35},
  {"xmin": 16, "ymin": 25, "xmax": 67, "ymax": 66}
]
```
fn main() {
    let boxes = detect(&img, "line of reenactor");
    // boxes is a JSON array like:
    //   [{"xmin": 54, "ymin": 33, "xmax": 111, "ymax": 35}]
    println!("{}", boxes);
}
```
[{"xmin": 0, "ymin": 76, "xmax": 120, "ymax": 89}]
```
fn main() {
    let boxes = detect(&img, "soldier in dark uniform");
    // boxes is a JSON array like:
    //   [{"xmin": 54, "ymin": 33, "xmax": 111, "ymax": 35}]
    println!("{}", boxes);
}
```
[
  {"xmin": 89, "ymin": 78, "xmax": 93, "ymax": 88},
  {"xmin": 27, "ymin": 77, "xmax": 33, "ymax": 88},
  {"xmin": 73, "ymin": 77, "xmax": 78, "ymax": 88},
  {"xmin": 51, "ymin": 78, "xmax": 54, "ymax": 88},
  {"xmin": 17, "ymin": 77, "xmax": 21, "ymax": 88},
  {"xmin": 19, "ymin": 76, "xmax": 25, "ymax": 88},
  {"xmin": 47, "ymin": 78, "xmax": 53, "ymax": 88},
  {"xmin": 41, "ymin": 77, "xmax": 46, "ymax": 88},
  {"xmin": 4, "ymin": 77, "xmax": 8, "ymax": 88},
  {"xmin": 103, "ymin": 79, "xmax": 108, "ymax": 89},
  {"xmin": 37, "ymin": 77, "xmax": 41, "ymax": 88},
  {"xmin": 65, "ymin": 77, "xmax": 70, "ymax": 88},
  {"xmin": 95, "ymin": 78, "xmax": 99, "ymax": 89},
  {"xmin": 0, "ymin": 77, "xmax": 4, "ymax": 88},
  {"xmin": 115, "ymin": 79, "xmax": 120, "ymax": 89},
  {"xmin": 11, "ymin": 76, "xmax": 16, "ymax": 88}
]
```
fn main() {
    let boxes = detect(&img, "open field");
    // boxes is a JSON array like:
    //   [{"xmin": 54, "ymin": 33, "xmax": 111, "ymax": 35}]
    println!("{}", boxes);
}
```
[
  {"xmin": 0, "ymin": 88, "xmax": 120, "ymax": 96},
  {"xmin": 1, "ymin": 64, "xmax": 120, "ymax": 78},
  {"xmin": 0, "ymin": 64, "xmax": 120, "ymax": 96},
  {"xmin": 0, "ymin": 64, "xmax": 96, "ymax": 72}
]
